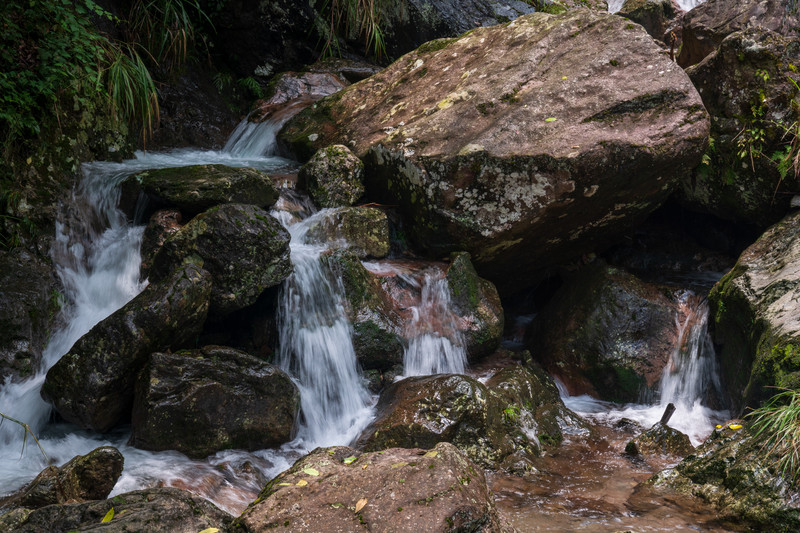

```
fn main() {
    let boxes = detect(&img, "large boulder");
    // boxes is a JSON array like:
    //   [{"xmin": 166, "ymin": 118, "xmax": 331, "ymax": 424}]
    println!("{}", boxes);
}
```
[
  {"xmin": 305, "ymin": 206, "xmax": 391, "ymax": 258},
  {"xmin": 139, "ymin": 208, "xmax": 183, "ymax": 280},
  {"xmin": 678, "ymin": 28, "xmax": 800, "ymax": 227},
  {"xmin": 130, "ymin": 346, "xmax": 299, "ymax": 458},
  {"xmin": 645, "ymin": 424, "xmax": 800, "ymax": 531},
  {"xmin": 251, "ymin": 70, "xmax": 349, "ymax": 124},
  {"xmin": 280, "ymin": 10, "xmax": 709, "ymax": 294},
  {"xmin": 124, "ymin": 164, "xmax": 280, "ymax": 219},
  {"xmin": 527, "ymin": 262, "xmax": 683, "ymax": 402},
  {"xmin": 359, "ymin": 366, "xmax": 584, "ymax": 467},
  {"xmin": 298, "ymin": 145, "xmax": 365, "ymax": 208},
  {"xmin": 678, "ymin": 0, "xmax": 800, "ymax": 68},
  {"xmin": 618, "ymin": 0, "xmax": 679, "ymax": 40},
  {"xmin": 150, "ymin": 203, "xmax": 292, "ymax": 318},
  {"xmin": 0, "ymin": 249, "xmax": 61, "ymax": 382},
  {"xmin": 233, "ymin": 442, "xmax": 515, "ymax": 532},
  {"xmin": 41, "ymin": 263, "xmax": 212, "ymax": 432},
  {"xmin": 709, "ymin": 211, "xmax": 800, "ymax": 415},
  {"xmin": 0, "ymin": 488, "xmax": 232, "ymax": 533},
  {"xmin": 0, "ymin": 447, "xmax": 123, "ymax": 511}
]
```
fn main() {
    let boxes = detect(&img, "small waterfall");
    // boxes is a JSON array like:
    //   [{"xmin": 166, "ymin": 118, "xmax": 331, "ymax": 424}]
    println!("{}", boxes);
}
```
[
  {"xmin": 224, "ymin": 99, "xmax": 316, "ymax": 158},
  {"xmin": 560, "ymin": 290, "xmax": 728, "ymax": 445},
  {"xmin": 403, "ymin": 272, "xmax": 467, "ymax": 377},
  {"xmin": 607, "ymin": 0, "xmax": 704, "ymax": 14},
  {"xmin": 274, "ymin": 195, "xmax": 374, "ymax": 448}
]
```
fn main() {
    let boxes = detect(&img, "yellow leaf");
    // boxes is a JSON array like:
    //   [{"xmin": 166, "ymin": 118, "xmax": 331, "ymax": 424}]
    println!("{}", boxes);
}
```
[
  {"xmin": 355, "ymin": 498, "xmax": 368, "ymax": 513},
  {"xmin": 278, "ymin": 483, "xmax": 292, "ymax": 486},
  {"xmin": 715, "ymin": 424, "xmax": 722, "ymax": 429},
  {"xmin": 343, "ymin": 456, "xmax": 357, "ymax": 465},
  {"xmin": 729, "ymin": 424, "xmax": 743, "ymax": 430},
  {"xmin": 545, "ymin": 117, "xmax": 557, "ymax": 122},
  {"xmin": 297, "ymin": 479, "xmax": 308, "ymax": 487},
  {"xmin": 101, "ymin": 508, "xmax": 114, "ymax": 523},
  {"xmin": 26, "ymin": 157, "xmax": 32, "ymax": 165},
  {"xmin": 391, "ymin": 462, "xmax": 408, "ymax": 469},
  {"xmin": 198, "ymin": 529, "xmax": 220, "ymax": 533},
  {"xmin": 303, "ymin": 467, "xmax": 320, "ymax": 476},
  {"xmin": 561, "ymin": 76, "xmax": 567, "ymax": 79},
  {"xmin": 423, "ymin": 451, "xmax": 438, "ymax": 458},
  {"xmin": 362, "ymin": 464, "xmax": 368, "ymax": 470}
]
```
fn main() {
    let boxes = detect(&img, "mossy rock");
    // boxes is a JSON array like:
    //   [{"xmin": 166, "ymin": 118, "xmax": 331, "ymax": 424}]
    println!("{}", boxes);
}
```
[
  {"xmin": 298, "ymin": 144, "xmax": 364, "ymax": 208},
  {"xmin": 305, "ymin": 206, "xmax": 390, "ymax": 258}
]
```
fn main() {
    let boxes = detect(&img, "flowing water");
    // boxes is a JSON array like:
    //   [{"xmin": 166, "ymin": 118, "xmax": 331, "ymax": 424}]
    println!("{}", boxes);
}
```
[{"xmin": 607, "ymin": 0, "xmax": 705, "ymax": 14}]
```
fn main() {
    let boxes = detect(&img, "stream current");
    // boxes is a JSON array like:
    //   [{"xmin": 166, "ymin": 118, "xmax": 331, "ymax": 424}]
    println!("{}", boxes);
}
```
[{"xmin": 1, "ymin": 116, "xmax": 731, "ymax": 528}]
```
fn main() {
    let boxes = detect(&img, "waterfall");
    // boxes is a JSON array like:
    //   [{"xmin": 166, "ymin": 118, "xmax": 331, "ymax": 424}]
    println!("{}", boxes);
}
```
[
  {"xmin": 403, "ymin": 272, "xmax": 467, "ymax": 377},
  {"xmin": 560, "ymin": 290, "xmax": 728, "ymax": 445},
  {"xmin": 607, "ymin": 0, "xmax": 705, "ymax": 14},
  {"xmin": 274, "ymin": 196, "xmax": 374, "ymax": 448}
]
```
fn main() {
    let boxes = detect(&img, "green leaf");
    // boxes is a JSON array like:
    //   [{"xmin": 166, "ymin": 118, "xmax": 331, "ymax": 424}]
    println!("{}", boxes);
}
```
[
  {"xmin": 545, "ymin": 117, "xmax": 557, "ymax": 122},
  {"xmin": 303, "ymin": 467, "xmax": 320, "ymax": 476},
  {"xmin": 101, "ymin": 508, "xmax": 114, "ymax": 523},
  {"xmin": 343, "ymin": 456, "xmax": 358, "ymax": 465}
]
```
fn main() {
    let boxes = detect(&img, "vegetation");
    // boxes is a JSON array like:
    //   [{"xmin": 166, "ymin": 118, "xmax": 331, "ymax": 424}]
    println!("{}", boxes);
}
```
[
  {"xmin": 317, "ymin": 0, "xmax": 388, "ymax": 60},
  {"xmin": 0, "ymin": 412, "xmax": 48, "ymax": 461},
  {"xmin": 748, "ymin": 388, "xmax": 800, "ymax": 486}
]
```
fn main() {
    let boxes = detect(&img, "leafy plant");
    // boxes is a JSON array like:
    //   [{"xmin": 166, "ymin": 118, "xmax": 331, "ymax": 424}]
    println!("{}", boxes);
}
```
[
  {"xmin": 0, "ymin": 188, "xmax": 35, "ymax": 249},
  {"xmin": 317, "ymin": 0, "xmax": 388, "ymax": 60},
  {"xmin": 748, "ymin": 388, "xmax": 800, "ymax": 486},
  {"xmin": 103, "ymin": 43, "xmax": 160, "ymax": 139}
]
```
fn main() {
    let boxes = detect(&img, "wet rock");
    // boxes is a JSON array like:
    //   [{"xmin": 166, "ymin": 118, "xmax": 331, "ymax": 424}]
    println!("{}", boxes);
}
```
[
  {"xmin": 445, "ymin": 252, "xmax": 504, "ymax": 361},
  {"xmin": 130, "ymin": 346, "xmax": 299, "ymax": 459},
  {"xmin": 0, "ymin": 249, "xmax": 61, "ymax": 382},
  {"xmin": 298, "ymin": 145, "xmax": 365, "ymax": 208},
  {"xmin": 322, "ymin": 251, "xmax": 405, "ymax": 371},
  {"xmin": 646, "ymin": 424, "xmax": 800, "ymax": 531},
  {"xmin": 280, "ymin": 10, "xmax": 708, "ymax": 294},
  {"xmin": 0, "ymin": 487, "xmax": 232, "ymax": 533},
  {"xmin": 625, "ymin": 422, "xmax": 694, "ymax": 457},
  {"xmin": 150, "ymin": 203, "xmax": 292, "ymax": 318},
  {"xmin": 709, "ymin": 211, "xmax": 800, "ymax": 414},
  {"xmin": 42, "ymin": 264, "xmax": 212, "ymax": 432},
  {"xmin": 139, "ymin": 208, "xmax": 182, "ymax": 280},
  {"xmin": 677, "ymin": 28, "xmax": 800, "ymax": 227},
  {"xmin": 527, "ymin": 262, "xmax": 680, "ymax": 402},
  {"xmin": 306, "ymin": 207, "xmax": 390, "ymax": 258},
  {"xmin": 0, "ymin": 447, "xmax": 123, "ymax": 511},
  {"xmin": 678, "ymin": 0, "xmax": 800, "ymax": 67},
  {"xmin": 360, "ymin": 366, "xmax": 581, "ymax": 467},
  {"xmin": 124, "ymin": 164, "xmax": 280, "ymax": 219},
  {"xmin": 251, "ymin": 71, "xmax": 348, "ymax": 124},
  {"xmin": 618, "ymin": 0, "xmax": 678, "ymax": 41},
  {"xmin": 233, "ymin": 442, "xmax": 515, "ymax": 532},
  {"xmin": 304, "ymin": 57, "xmax": 383, "ymax": 84}
]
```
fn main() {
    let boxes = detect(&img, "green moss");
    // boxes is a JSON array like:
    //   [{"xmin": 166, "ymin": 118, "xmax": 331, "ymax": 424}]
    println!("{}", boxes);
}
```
[{"xmin": 416, "ymin": 38, "xmax": 458, "ymax": 54}]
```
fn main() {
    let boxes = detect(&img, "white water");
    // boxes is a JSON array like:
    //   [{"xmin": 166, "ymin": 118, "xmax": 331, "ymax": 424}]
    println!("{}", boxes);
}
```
[
  {"xmin": 607, "ymin": 0, "xmax": 705, "ymax": 14},
  {"xmin": 274, "ymin": 196, "xmax": 374, "ymax": 448},
  {"xmin": 560, "ymin": 291, "xmax": 728, "ymax": 446}
]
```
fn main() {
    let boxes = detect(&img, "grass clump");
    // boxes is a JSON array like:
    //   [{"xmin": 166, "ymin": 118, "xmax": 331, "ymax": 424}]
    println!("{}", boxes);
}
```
[{"xmin": 748, "ymin": 388, "xmax": 800, "ymax": 486}]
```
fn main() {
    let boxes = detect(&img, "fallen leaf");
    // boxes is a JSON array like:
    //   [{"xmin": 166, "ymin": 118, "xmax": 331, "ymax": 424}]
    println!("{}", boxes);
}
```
[
  {"xmin": 297, "ymin": 479, "xmax": 308, "ymax": 487},
  {"xmin": 715, "ymin": 424, "xmax": 722, "ymax": 429},
  {"xmin": 545, "ymin": 117, "xmax": 557, "ymax": 122},
  {"xmin": 729, "ymin": 424, "xmax": 743, "ymax": 430},
  {"xmin": 423, "ymin": 451, "xmax": 438, "ymax": 458},
  {"xmin": 362, "ymin": 464, "xmax": 368, "ymax": 470},
  {"xmin": 278, "ymin": 483, "xmax": 292, "ymax": 486},
  {"xmin": 101, "ymin": 508, "xmax": 114, "ymax": 523},
  {"xmin": 198, "ymin": 529, "xmax": 220, "ymax": 533},
  {"xmin": 561, "ymin": 76, "xmax": 567, "ymax": 79},
  {"xmin": 355, "ymin": 498, "xmax": 368, "ymax": 513},
  {"xmin": 343, "ymin": 456, "xmax": 358, "ymax": 465},
  {"xmin": 391, "ymin": 462, "xmax": 408, "ymax": 469},
  {"xmin": 303, "ymin": 467, "xmax": 320, "ymax": 476}
]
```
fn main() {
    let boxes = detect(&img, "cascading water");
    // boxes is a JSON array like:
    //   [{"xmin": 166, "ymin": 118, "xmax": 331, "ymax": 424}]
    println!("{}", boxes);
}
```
[
  {"xmin": 607, "ymin": 0, "xmax": 704, "ymax": 13},
  {"xmin": 273, "ymin": 196, "xmax": 374, "ymax": 448},
  {"xmin": 560, "ymin": 290, "xmax": 728, "ymax": 445},
  {"xmin": 403, "ymin": 272, "xmax": 467, "ymax": 377}
]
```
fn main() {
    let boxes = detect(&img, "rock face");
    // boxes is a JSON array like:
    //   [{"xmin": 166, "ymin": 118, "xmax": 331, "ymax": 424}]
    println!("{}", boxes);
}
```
[
  {"xmin": 625, "ymin": 422, "xmax": 694, "ymax": 457},
  {"xmin": 150, "ymin": 203, "xmax": 292, "ymax": 318},
  {"xmin": 0, "ymin": 488, "xmax": 232, "ymax": 533},
  {"xmin": 130, "ymin": 346, "xmax": 299, "ymax": 458},
  {"xmin": 139, "ymin": 208, "xmax": 183, "ymax": 279},
  {"xmin": 678, "ymin": 0, "xmax": 800, "ymax": 67},
  {"xmin": 527, "ymin": 263, "xmax": 681, "ymax": 402},
  {"xmin": 298, "ymin": 145, "xmax": 365, "ymax": 208},
  {"xmin": 42, "ymin": 264, "xmax": 212, "ymax": 432},
  {"xmin": 678, "ymin": 28, "xmax": 800, "ymax": 227},
  {"xmin": 0, "ymin": 249, "xmax": 60, "ymax": 382},
  {"xmin": 125, "ymin": 165, "xmax": 280, "ymax": 218},
  {"xmin": 233, "ymin": 442, "xmax": 514, "ymax": 532},
  {"xmin": 360, "ymin": 366, "xmax": 584, "ymax": 467},
  {"xmin": 618, "ymin": 0, "xmax": 678, "ymax": 40},
  {"xmin": 647, "ymin": 424, "xmax": 800, "ymax": 532},
  {"xmin": 251, "ymin": 71, "xmax": 348, "ymax": 124},
  {"xmin": 280, "ymin": 10, "xmax": 709, "ymax": 294},
  {"xmin": 709, "ymin": 211, "xmax": 800, "ymax": 414},
  {"xmin": 305, "ymin": 207, "xmax": 391, "ymax": 258},
  {"xmin": 0, "ymin": 447, "xmax": 123, "ymax": 510}
]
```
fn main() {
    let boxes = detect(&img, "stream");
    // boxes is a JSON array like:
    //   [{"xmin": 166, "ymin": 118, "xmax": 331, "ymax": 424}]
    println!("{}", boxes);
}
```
[{"xmin": 1, "ymin": 111, "xmax": 733, "ymax": 529}]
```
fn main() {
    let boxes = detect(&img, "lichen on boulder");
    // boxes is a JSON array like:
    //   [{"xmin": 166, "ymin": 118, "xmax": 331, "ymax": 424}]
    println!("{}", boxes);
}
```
[
  {"xmin": 305, "ymin": 206, "xmax": 390, "ymax": 258},
  {"xmin": 298, "ymin": 144, "xmax": 365, "ymax": 208}
]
